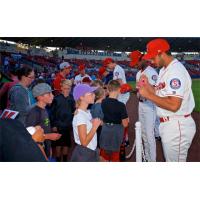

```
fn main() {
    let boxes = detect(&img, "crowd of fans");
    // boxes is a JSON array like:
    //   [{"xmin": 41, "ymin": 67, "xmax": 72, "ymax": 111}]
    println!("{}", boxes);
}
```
[
  {"xmin": 1, "ymin": 54, "xmax": 129, "ymax": 161},
  {"xmin": 0, "ymin": 45, "xmax": 200, "ymax": 161}
]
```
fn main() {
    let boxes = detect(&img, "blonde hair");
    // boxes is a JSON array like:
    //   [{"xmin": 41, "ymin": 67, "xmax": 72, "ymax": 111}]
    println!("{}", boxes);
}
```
[
  {"xmin": 94, "ymin": 87, "xmax": 105, "ymax": 102},
  {"xmin": 74, "ymin": 99, "xmax": 81, "ymax": 115},
  {"xmin": 91, "ymin": 80, "xmax": 103, "ymax": 88},
  {"xmin": 60, "ymin": 79, "xmax": 72, "ymax": 87}
]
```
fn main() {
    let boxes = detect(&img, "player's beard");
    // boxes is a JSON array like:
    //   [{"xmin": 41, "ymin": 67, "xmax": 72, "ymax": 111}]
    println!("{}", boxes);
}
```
[{"xmin": 159, "ymin": 57, "xmax": 165, "ymax": 67}]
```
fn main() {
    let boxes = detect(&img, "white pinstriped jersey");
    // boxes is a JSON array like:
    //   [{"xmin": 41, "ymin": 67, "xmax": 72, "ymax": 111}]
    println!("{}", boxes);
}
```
[
  {"xmin": 155, "ymin": 59, "xmax": 195, "ymax": 117},
  {"xmin": 113, "ymin": 65, "xmax": 127, "ymax": 83},
  {"xmin": 136, "ymin": 66, "xmax": 158, "ymax": 86}
]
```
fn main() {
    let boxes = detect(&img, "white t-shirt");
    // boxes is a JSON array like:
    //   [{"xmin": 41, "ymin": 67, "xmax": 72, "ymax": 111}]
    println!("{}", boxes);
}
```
[
  {"xmin": 113, "ymin": 65, "xmax": 127, "ymax": 83},
  {"xmin": 155, "ymin": 59, "xmax": 195, "ymax": 117},
  {"xmin": 136, "ymin": 66, "xmax": 158, "ymax": 86},
  {"xmin": 72, "ymin": 109, "xmax": 97, "ymax": 150},
  {"xmin": 74, "ymin": 74, "xmax": 92, "ymax": 85}
]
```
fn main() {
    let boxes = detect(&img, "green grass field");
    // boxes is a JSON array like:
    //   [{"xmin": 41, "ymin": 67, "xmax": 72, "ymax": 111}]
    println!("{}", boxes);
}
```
[{"xmin": 128, "ymin": 79, "xmax": 200, "ymax": 112}]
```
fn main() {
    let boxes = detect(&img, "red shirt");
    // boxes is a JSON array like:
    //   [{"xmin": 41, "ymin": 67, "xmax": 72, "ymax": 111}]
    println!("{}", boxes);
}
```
[
  {"xmin": 0, "ymin": 76, "xmax": 19, "ymax": 107},
  {"xmin": 53, "ymin": 73, "xmax": 65, "ymax": 95}
]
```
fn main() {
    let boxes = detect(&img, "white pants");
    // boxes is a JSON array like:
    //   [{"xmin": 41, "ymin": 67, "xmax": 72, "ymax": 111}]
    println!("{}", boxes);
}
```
[
  {"xmin": 154, "ymin": 116, "xmax": 160, "ymax": 137},
  {"xmin": 139, "ymin": 101, "xmax": 157, "ymax": 162},
  {"xmin": 118, "ymin": 93, "xmax": 130, "ymax": 105},
  {"xmin": 159, "ymin": 116, "xmax": 196, "ymax": 162}
]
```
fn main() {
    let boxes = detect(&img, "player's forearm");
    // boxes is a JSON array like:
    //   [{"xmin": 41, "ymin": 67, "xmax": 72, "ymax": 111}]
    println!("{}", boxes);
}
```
[{"xmin": 148, "ymin": 93, "xmax": 181, "ymax": 112}]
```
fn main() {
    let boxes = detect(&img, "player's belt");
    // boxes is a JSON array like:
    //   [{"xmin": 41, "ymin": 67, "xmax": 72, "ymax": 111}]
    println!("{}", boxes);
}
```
[{"xmin": 159, "ymin": 114, "xmax": 191, "ymax": 123}]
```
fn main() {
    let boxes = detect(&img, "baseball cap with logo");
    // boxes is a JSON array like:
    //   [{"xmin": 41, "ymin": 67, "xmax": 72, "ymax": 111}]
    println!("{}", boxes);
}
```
[
  {"xmin": 59, "ymin": 62, "xmax": 71, "ymax": 70},
  {"xmin": 129, "ymin": 50, "xmax": 143, "ymax": 67},
  {"xmin": 143, "ymin": 39, "xmax": 170, "ymax": 60},
  {"xmin": 73, "ymin": 84, "xmax": 98, "ymax": 101},
  {"xmin": 32, "ymin": 83, "xmax": 53, "ymax": 98},
  {"xmin": 103, "ymin": 57, "xmax": 114, "ymax": 67}
]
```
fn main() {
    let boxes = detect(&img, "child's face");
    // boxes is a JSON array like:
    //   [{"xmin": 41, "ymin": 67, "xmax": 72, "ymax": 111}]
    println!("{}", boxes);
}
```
[
  {"xmin": 61, "ymin": 85, "xmax": 71, "ymax": 95},
  {"xmin": 41, "ymin": 92, "xmax": 54, "ymax": 104},
  {"xmin": 83, "ymin": 92, "xmax": 95, "ymax": 104}
]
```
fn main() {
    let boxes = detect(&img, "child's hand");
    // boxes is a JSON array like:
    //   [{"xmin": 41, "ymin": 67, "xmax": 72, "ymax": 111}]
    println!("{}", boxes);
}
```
[
  {"xmin": 45, "ymin": 133, "xmax": 62, "ymax": 141},
  {"xmin": 32, "ymin": 126, "xmax": 45, "ymax": 143},
  {"xmin": 92, "ymin": 118, "xmax": 102, "ymax": 129}
]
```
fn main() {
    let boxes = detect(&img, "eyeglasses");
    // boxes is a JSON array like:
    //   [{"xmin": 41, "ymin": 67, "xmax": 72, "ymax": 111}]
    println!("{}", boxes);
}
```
[{"xmin": 26, "ymin": 76, "xmax": 35, "ymax": 79}]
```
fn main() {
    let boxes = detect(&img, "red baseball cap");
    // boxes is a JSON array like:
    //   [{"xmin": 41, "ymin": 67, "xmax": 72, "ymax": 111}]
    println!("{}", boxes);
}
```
[
  {"xmin": 82, "ymin": 77, "xmax": 91, "ymax": 84},
  {"xmin": 98, "ymin": 66, "xmax": 106, "ymax": 76},
  {"xmin": 78, "ymin": 65, "xmax": 85, "ymax": 71},
  {"xmin": 120, "ymin": 83, "xmax": 132, "ymax": 94},
  {"xmin": 143, "ymin": 38, "xmax": 170, "ymax": 60},
  {"xmin": 103, "ymin": 57, "xmax": 114, "ymax": 67},
  {"xmin": 129, "ymin": 50, "xmax": 143, "ymax": 67}
]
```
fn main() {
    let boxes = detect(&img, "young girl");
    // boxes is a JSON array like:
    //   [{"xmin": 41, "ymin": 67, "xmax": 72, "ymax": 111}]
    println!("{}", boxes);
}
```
[{"xmin": 71, "ymin": 84, "xmax": 101, "ymax": 162}]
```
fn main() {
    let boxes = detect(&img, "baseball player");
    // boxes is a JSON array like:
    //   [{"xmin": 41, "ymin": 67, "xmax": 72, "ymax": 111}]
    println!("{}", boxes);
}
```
[
  {"xmin": 103, "ymin": 58, "xmax": 130, "ymax": 104},
  {"xmin": 74, "ymin": 65, "xmax": 92, "ymax": 85},
  {"xmin": 129, "ymin": 50, "xmax": 158, "ymax": 162},
  {"xmin": 139, "ymin": 38, "xmax": 196, "ymax": 162}
]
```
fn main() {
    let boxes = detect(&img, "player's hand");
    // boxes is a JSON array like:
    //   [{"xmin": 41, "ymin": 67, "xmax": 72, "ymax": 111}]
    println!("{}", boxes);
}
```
[
  {"xmin": 137, "ymin": 75, "xmax": 148, "ymax": 89},
  {"xmin": 45, "ymin": 133, "xmax": 62, "ymax": 141},
  {"xmin": 92, "ymin": 118, "xmax": 102, "ymax": 130},
  {"xmin": 138, "ymin": 82, "xmax": 155, "ymax": 99},
  {"xmin": 32, "ymin": 126, "xmax": 45, "ymax": 143}
]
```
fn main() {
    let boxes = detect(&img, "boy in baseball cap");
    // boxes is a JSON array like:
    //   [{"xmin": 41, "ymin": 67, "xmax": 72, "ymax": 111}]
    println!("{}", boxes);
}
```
[
  {"xmin": 25, "ymin": 83, "xmax": 61, "ymax": 160},
  {"xmin": 53, "ymin": 62, "xmax": 72, "ymax": 95}
]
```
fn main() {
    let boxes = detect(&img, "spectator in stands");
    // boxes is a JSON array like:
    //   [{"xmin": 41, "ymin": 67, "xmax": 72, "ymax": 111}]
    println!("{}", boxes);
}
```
[
  {"xmin": 3, "ymin": 56, "xmax": 10, "ymax": 73},
  {"xmin": 74, "ymin": 65, "xmax": 92, "ymax": 85},
  {"xmin": 53, "ymin": 62, "xmax": 72, "ymax": 95},
  {"xmin": 0, "ymin": 65, "xmax": 19, "ymax": 109},
  {"xmin": 9, "ymin": 66, "xmax": 35, "ymax": 125},
  {"xmin": 50, "ymin": 80, "xmax": 75, "ymax": 162},
  {"xmin": 25, "ymin": 83, "xmax": 62, "ymax": 159},
  {"xmin": 91, "ymin": 80, "xmax": 104, "ymax": 88},
  {"xmin": 82, "ymin": 76, "xmax": 92, "ymax": 85}
]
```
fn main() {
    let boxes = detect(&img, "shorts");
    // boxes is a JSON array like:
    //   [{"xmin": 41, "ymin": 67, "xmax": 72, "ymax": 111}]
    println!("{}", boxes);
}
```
[
  {"xmin": 52, "ymin": 127, "xmax": 72, "ymax": 147},
  {"xmin": 100, "ymin": 148, "xmax": 120, "ymax": 162},
  {"xmin": 71, "ymin": 144, "xmax": 99, "ymax": 162}
]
